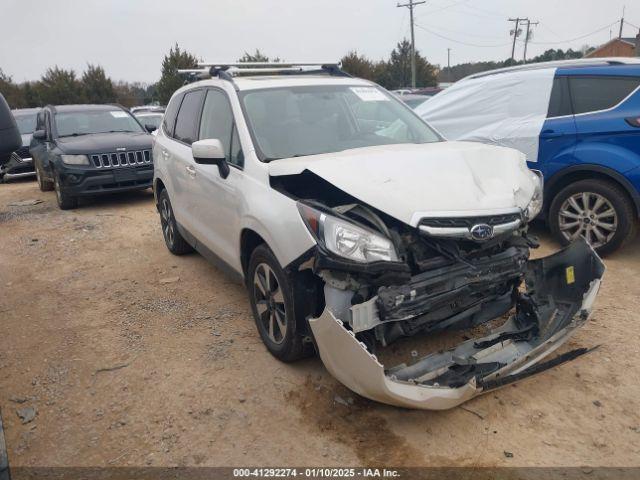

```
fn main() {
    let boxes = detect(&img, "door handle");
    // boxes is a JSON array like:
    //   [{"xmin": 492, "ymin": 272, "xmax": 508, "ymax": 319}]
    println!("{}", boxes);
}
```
[{"xmin": 540, "ymin": 129, "xmax": 564, "ymax": 139}]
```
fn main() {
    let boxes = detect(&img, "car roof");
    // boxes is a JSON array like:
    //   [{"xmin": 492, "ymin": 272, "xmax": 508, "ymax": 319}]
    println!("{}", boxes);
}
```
[
  {"xmin": 181, "ymin": 74, "xmax": 374, "ymax": 93},
  {"xmin": 466, "ymin": 57, "xmax": 640, "ymax": 80},
  {"xmin": 50, "ymin": 104, "xmax": 126, "ymax": 113},
  {"xmin": 11, "ymin": 107, "xmax": 41, "ymax": 115}
]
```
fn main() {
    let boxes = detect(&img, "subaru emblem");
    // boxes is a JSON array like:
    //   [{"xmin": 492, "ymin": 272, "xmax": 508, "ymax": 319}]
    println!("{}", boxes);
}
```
[{"xmin": 470, "ymin": 223, "xmax": 494, "ymax": 241}]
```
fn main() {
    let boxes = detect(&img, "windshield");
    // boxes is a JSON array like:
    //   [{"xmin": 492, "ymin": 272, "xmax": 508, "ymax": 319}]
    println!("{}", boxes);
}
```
[
  {"xmin": 239, "ymin": 84, "xmax": 441, "ymax": 160},
  {"xmin": 55, "ymin": 110, "xmax": 144, "ymax": 137},
  {"xmin": 134, "ymin": 113, "xmax": 163, "ymax": 128},
  {"xmin": 14, "ymin": 112, "xmax": 38, "ymax": 135}
]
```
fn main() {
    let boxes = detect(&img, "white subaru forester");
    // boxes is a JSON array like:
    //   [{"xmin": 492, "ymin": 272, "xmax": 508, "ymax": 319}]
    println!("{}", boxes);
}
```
[{"xmin": 153, "ymin": 62, "xmax": 604, "ymax": 410}]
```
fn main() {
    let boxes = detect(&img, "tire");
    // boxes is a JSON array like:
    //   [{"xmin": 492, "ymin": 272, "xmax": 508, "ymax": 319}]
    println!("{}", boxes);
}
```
[
  {"xmin": 54, "ymin": 175, "xmax": 78, "ymax": 210},
  {"xmin": 549, "ymin": 179, "xmax": 637, "ymax": 255},
  {"xmin": 247, "ymin": 244, "xmax": 312, "ymax": 362},
  {"xmin": 36, "ymin": 165, "xmax": 54, "ymax": 191},
  {"xmin": 158, "ymin": 189, "xmax": 193, "ymax": 255}
]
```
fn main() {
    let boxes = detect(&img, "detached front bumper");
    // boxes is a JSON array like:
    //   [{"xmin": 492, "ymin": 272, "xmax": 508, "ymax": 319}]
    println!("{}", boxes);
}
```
[{"xmin": 308, "ymin": 239, "xmax": 605, "ymax": 410}]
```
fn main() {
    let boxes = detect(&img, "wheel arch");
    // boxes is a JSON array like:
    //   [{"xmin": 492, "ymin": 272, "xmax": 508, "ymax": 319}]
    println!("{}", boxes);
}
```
[
  {"xmin": 545, "ymin": 165, "xmax": 640, "ymax": 218},
  {"xmin": 153, "ymin": 178, "xmax": 166, "ymax": 211},
  {"xmin": 240, "ymin": 228, "xmax": 267, "ymax": 279}
]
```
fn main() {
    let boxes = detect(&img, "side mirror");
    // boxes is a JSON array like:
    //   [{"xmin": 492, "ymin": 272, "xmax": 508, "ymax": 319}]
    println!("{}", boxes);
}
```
[
  {"xmin": 0, "ymin": 93, "xmax": 21, "ymax": 155},
  {"xmin": 192, "ymin": 139, "xmax": 230, "ymax": 179},
  {"xmin": 145, "ymin": 124, "xmax": 157, "ymax": 133},
  {"xmin": 33, "ymin": 129, "xmax": 46, "ymax": 141}
]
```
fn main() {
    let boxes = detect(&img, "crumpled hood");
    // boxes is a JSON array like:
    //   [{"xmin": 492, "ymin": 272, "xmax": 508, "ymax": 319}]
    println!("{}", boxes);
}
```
[
  {"xmin": 268, "ymin": 142, "xmax": 538, "ymax": 226},
  {"xmin": 56, "ymin": 132, "xmax": 152, "ymax": 155}
]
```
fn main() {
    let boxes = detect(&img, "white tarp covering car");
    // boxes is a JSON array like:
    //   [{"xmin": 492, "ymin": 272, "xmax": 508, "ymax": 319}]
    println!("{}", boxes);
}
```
[{"xmin": 415, "ymin": 65, "xmax": 555, "ymax": 163}]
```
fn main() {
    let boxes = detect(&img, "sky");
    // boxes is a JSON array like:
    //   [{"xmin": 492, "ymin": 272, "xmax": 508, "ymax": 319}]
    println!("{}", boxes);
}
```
[{"xmin": 2, "ymin": 0, "xmax": 638, "ymax": 84}]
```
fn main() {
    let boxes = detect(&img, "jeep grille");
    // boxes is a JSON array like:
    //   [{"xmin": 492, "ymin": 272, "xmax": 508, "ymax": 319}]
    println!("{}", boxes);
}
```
[{"xmin": 91, "ymin": 150, "xmax": 152, "ymax": 168}]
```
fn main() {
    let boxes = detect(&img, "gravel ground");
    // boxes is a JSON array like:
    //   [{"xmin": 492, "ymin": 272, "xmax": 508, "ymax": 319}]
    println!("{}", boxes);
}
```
[{"xmin": 1, "ymin": 178, "xmax": 640, "ymax": 468}]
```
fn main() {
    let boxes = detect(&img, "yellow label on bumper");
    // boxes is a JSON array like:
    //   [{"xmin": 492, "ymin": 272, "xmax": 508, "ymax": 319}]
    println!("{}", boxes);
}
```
[{"xmin": 566, "ymin": 266, "xmax": 575, "ymax": 285}]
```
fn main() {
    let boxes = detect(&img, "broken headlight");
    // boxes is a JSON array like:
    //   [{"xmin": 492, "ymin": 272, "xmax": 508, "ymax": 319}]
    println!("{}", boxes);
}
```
[
  {"xmin": 297, "ymin": 203, "xmax": 399, "ymax": 263},
  {"xmin": 524, "ymin": 170, "xmax": 544, "ymax": 221}
]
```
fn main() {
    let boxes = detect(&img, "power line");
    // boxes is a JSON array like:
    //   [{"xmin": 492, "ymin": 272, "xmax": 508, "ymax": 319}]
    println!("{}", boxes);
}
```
[
  {"xmin": 415, "ymin": 0, "xmax": 470, "ymax": 18},
  {"xmin": 415, "ymin": 22, "xmax": 512, "ymax": 47},
  {"xmin": 528, "ymin": 20, "xmax": 619, "ymax": 44},
  {"xmin": 416, "ymin": 21, "xmax": 505, "ymax": 39},
  {"xmin": 397, "ymin": 0, "xmax": 426, "ymax": 88}
]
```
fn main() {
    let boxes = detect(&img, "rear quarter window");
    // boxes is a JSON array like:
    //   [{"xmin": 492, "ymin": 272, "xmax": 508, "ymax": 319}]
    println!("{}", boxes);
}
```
[{"xmin": 569, "ymin": 76, "xmax": 640, "ymax": 115}]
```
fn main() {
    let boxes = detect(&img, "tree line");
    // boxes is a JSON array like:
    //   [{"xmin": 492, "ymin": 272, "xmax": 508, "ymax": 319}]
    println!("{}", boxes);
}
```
[
  {"xmin": 438, "ymin": 47, "xmax": 594, "ymax": 83},
  {"xmin": 0, "ymin": 41, "xmax": 594, "ymax": 109}
]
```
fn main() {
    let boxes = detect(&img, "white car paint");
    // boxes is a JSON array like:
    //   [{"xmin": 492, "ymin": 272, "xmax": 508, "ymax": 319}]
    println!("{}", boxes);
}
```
[
  {"xmin": 152, "ymin": 70, "xmax": 595, "ymax": 410},
  {"xmin": 269, "ymin": 141, "xmax": 539, "ymax": 227}
]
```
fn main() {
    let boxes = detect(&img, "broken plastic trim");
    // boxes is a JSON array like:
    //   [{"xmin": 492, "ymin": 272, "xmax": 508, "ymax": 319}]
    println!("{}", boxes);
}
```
[{"xmin": 308, "ymin": 239, "xmax": 604, "ymax": 410}]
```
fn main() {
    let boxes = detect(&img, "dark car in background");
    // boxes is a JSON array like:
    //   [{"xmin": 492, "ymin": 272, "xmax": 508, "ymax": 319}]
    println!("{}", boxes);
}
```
[
  {"xmin": 0, "ymin": 107, "xmax": 41, "ymax": 181},
  {"xmin": 133, "ymin": 111, "xmax": 163, "ymax": 134},
  {"xmin": 30, "ymin": 104, "xmax": 154, "ymax": 209}
]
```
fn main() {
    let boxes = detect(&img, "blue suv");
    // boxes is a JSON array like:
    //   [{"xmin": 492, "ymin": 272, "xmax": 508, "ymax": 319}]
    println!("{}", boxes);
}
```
[
  {"xmin": 419, "ymin": 59, "xmax": 640, "ymax": 254},
  {"xmin": 540, "ymin": 62, "xmax": 640, "ymax": 254}
]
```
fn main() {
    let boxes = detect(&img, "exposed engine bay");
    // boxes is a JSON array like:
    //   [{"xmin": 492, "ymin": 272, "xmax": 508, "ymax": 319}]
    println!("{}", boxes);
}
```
[{"xmin": 274, "ymin": 171, "xmax": 605, "ymax": 409}]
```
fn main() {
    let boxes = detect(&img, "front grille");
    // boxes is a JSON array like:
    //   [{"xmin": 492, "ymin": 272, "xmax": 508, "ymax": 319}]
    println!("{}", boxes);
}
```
[
  {"xmin": 420, "ymin": 213, "xmax": 522, "ymax": 229},
  {"xmin": 90, "ymin": 150, "xmax": 152, "ymax": 169}
]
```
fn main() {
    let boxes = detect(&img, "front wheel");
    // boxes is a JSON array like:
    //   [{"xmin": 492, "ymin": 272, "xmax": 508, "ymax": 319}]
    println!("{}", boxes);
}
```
[
  {"xmin": 549, "ymin": 179, "xmax": 637, "ymax": 255},
  {"xmin": 36, "ymin": 164, "xmax": 54, "ymax": 191},
  {"xmin": 158, "ymin": 189, "xmax": 193, "ymax": 255},
  {"xmin": 247, "ymin": 244, "xmax": 311, "ymax": 362},
  {"xmin": 54, "ymin": 175, "xmax": 77, "ymax": 210}
]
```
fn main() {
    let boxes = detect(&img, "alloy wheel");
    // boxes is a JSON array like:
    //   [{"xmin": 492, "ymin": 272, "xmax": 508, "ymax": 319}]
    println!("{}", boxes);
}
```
[
  {"xmin": 558, "ymin": 192, "xmax": 618, "ymax": 249},
  {"xmin": 160, "ymin": 198, "xmax": 175, "ymax": 247},
  {"xmin": 253, "ymin": 263, "xmax": 287, "ymax": 344}
]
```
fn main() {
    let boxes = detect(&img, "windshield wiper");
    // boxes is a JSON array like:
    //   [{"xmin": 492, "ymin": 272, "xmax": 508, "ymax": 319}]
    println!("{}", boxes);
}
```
[
  {"xmin": 95, "ymin": 130, "xmax": 137, "ymax": 134},
  {"xmin": 59, "ymin": 132, "xmax": 92, "ymax": 138}
]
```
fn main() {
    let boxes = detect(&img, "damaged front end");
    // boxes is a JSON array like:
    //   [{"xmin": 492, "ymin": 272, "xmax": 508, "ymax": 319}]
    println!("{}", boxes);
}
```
[{"xmin": 294, "ymin": 198, "xmax": 605, "ymax": 410}]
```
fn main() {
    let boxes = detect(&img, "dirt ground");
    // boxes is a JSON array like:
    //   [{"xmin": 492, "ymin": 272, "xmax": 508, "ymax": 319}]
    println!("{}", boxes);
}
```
[{"xmin": 1, "ymin": 177, "xmax": 639, "ymax": 469}]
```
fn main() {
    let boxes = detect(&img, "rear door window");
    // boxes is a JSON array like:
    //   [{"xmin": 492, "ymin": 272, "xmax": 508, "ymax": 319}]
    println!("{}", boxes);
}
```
[
  {"xmin": 173, "ymin": 90, "xmax": 205, "ymax": 145},
  {"xmin": 547, "ymin": 77, "xmax": 573, "ymax": 118},
  {"xmin": 163, "ymin": 92, "xmax": 185, "ymax": 138},
  {"xmin": 569, "ymin": 76, "xmax": 640, "ymax": 115}
]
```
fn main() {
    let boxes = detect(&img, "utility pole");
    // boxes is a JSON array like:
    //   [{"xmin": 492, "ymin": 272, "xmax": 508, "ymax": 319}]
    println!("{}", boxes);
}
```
[
  {"xmin": 523, "ymin": 19, "xmax": 539, "ymax": 62},
  {"xmin": 447, "ymin": 47, "xmax": 451, "ymax": 82},
  {"xmin": 509, "ymin": 17, "xmax": 527, "ymax": 61},
  {"xmin": 619, "ymin": 6, "xmax": 625, "ymax": 38},
  {"xmin": 397, "ymin": 0, "xmax": 426, "ymax": 88}
]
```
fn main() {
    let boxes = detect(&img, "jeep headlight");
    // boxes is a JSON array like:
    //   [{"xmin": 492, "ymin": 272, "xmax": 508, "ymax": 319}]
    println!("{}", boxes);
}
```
[
  {"xmin": 61, "ymin": 154, "xmax": 90, "ymax": 165},
  {"xmin": 297, "ymin": 203, "xmax": 398, "ymax": 263},
  {"xmin": 524, "ymin": 170, "xmax": 544, "ymax": 221}
]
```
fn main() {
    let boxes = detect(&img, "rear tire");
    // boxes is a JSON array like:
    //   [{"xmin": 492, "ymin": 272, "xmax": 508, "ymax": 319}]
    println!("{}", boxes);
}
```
[
  {"xmin": 549, "ymin": 179, "xmax": 637, "ymax": 255},
  {"xmin": 158, "ymin": 189, "xmax": 193, "ymax": 255},
  {"xmin": 247, "ymin": 244, "xmax": 312, "ymax": 362},
  {"xmin": 36, "ymin": 165, "xmax": 54, "ymax": 191},
  {"xmin": 54, "ymin": 175, "xmax": 77, "ymax": 210}
]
